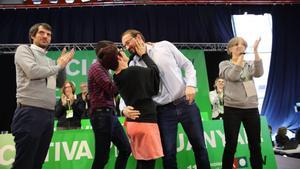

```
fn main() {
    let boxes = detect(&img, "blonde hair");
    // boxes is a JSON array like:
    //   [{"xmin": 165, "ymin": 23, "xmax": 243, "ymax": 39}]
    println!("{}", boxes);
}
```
[
  {"xmin": 226, "ymin": 37, "xmax": 248, "ymax": 56},
  {"xmin": 213, "ymin": 77, "xmax": 224, "ymax": 89},
  {"xmin": 61, "ymin": 81, "xmax": 76, "ymax": 95}
]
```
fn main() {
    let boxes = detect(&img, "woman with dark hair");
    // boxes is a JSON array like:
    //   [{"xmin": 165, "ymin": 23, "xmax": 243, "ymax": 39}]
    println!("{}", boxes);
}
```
[
  {"xmin": 55, "ymin": 80, "xmax": 84, "ymax": 130},
  {"xmin": 101, "ymin": 39, "xmax": 163, "ymax": 169},
  {"xmin": 275, "ymin": 127, "xmax": 290, "ymax": 147},
  {"xmin": 88, "ymin": 41, "xmax": 131, "ymax": 169},
  {"xmin": 219, "ymin": 37, "xmax": 264, "ymax": 169}
]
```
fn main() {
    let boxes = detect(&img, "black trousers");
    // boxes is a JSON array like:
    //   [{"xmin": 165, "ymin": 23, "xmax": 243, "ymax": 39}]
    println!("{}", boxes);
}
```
[
  {"xmin": 222, "ymin": 106, "xmax": 263, "ymax": 169},
  {"xmin": 11, "ymin": 106, "xmax": 54, "ymax": 169},
  {"xmin": 90, "ymin": 109, "xmax": 131, "ymax": 169},
  {"xmin": 136, "ymin": 160, "xmax": 156, "ymax": 169}
]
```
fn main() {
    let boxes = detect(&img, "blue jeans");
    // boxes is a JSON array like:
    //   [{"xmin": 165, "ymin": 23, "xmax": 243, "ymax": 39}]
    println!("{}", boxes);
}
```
[
  {"xmin": 90, "ymin": 108, "xmax": 131, "ymax": 169},
  {"xmin": 11, "ymin": 106, "xmax": 54, "ymax": 169},
  {"xmin": 157, "ymin": 100, "xmax": 210, "ymax": 169}
]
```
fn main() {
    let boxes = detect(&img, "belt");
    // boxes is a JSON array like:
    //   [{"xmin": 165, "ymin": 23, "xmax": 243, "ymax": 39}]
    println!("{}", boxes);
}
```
[
  {"xmin": 16, "ymin": 102, "xmax": 53, "ymax": 111},
  {"xmin": 95, "ymin": 107, "xmax": 114, "ymax": 113},
  {"xmin": 173, "ymin": 96, "xmax": 186, "ymax": 105},
  {"xmin": 158, "ymin": 96, "xmax": 186, "ymax": 108},
  {"xmin": 16, "ymin": 102, "xmax": 32, "ymax": 108}
]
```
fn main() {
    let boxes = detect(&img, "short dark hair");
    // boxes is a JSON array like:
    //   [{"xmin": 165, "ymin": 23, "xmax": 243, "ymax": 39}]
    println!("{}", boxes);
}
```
[
  {"xmin": 121, "ymin": 29, "xmax": 145, "ymax": 41},
  {"xmin": 277, "ymin": 127, "xmax": 287, "ymax": 136},
  {"xmin": 95, "ymin": 40, "xmax": 114, "ymax": 60},
  {"xmin": 101, "ymin": 45, "xmax": 119, "ymax": 71},
  {"xmin": 28, "ymin": 23, "xmax": 52, "ymax": 44}
]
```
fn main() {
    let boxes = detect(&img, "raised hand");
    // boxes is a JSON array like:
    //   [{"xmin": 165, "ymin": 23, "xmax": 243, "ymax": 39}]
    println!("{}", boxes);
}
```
[
  {"xmin": 61, "ymin": 94, "xmax": 67, "ymax": 106},
  {"xmin": 57, "ymin": 48, "xmax": 75, "ymax": 68},
  {"xmin": 253, "ymin": 37, "xmax": 261, "ymax": 61},
  {"xmin": 134, "ymin": 38, "xmax": 147, "ymax": 57},
  {"xmin": 253, "ymin": 37, "xmax": 261, "ymax": 53},
  {"xmin": 68, "ymin": 93, "xmax": 75, "ymax": 105}
]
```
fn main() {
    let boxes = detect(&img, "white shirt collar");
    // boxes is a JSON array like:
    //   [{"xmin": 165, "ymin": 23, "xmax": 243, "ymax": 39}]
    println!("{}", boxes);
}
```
[
  {"xmin": 30, "ymin": 44, "xmax": 48, "ymax": 54},
  {"xmin": 132, "ymin": 43, "xmax": 154, "ymax": 63},
  {"xmin": 146, "ymin": 43, "xmax": 154, "ymax": 55}
]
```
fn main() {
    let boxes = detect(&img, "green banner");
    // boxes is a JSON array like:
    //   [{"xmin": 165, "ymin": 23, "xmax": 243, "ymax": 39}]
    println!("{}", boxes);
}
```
[
  {"xmin": 47, "ymin": 50, "xmax": 96, "ymax": 100},
  {"xmin": 47, "ymin": 49, "xmax": 212, "ymax": 120},
  {"xmin": 0, "ymin": 117, "xmax": 276, "ymax": 169},
  {"xmin": 181, "ymin": 50, "xmax": 212, "ymax": 120}
]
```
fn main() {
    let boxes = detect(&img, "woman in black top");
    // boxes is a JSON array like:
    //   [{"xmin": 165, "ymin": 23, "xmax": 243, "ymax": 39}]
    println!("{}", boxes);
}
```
[
  {"xmin": 55, "ymin": 81, "xmax": 84, "ymax": 130},
  {"xmin": 101, "ymin": 39, "xmax": 163, "ymax": 169}
]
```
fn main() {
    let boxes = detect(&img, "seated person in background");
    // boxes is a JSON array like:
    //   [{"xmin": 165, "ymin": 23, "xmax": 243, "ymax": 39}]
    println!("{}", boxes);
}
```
[
  {"xmin": 209, "ymin": 77, "xmax": 224, "ymax": 120},
  {"xmin": 275, "ymin": 127, "xmax": 290, "ymax": 147},
  {"xmin": 101, "ymin": 40, "xmax": 163, "ymax": 169},
  {"xmin": 77, "ymin": 82, "xmax": 90, "ymax": 118},
  {"xmin": 55, "ymin": 81, "xmax": 84, "ymax": 130}
]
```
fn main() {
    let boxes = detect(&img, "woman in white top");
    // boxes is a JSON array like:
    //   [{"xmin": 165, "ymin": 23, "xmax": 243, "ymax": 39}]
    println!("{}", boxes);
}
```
[{"xmin": 209, "ymin": 77, "xmax": 224, "ymax": 120}]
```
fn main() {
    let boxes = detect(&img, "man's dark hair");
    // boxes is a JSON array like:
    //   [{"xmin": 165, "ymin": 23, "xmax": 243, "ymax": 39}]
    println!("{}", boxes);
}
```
[
  {"xmin": 28, "ymin": 23, "xmax": 52, "ymax": 44},
  {"xmin": 121, "ymin": 29, "xmax": 145, "ymax": 41},
  {"xmin": 95, "ymin": 40, "xmax": 114, "ymax": 60}
]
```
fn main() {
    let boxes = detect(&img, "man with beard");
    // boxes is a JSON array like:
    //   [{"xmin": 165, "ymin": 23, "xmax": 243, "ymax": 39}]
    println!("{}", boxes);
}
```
[
  {"xmin": 11, "ymin": 23, "xmax": 74, "ymax": 169},
  {"xmin": 120, "ymin": 29, "xmax": 211, "ymax": 169}
]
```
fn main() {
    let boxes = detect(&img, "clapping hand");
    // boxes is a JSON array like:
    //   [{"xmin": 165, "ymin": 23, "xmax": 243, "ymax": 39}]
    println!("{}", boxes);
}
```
[
  {"xmin": 61, "ymin": 94, "xmax": 67, "ymax": 106},
  {"xmin": 253, "ymin": 37, "xmax": 261, "ymax": 53},
  {"xmin": 253, "ymin": 37, "xmax": 261, "ymax": 61},
  {"xmin": 57, "ymin": 47, "xmax": 75, "ymax": 68}
]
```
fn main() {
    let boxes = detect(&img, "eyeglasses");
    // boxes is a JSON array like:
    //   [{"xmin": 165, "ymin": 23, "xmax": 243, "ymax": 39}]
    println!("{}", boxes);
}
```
[
  {"xmin": 118, "ymin": 48, "xmax": 124, "ymax": 55},
  {"xmin": 122, "ymin": 37, "xmax": 135, "ymax": 50}
]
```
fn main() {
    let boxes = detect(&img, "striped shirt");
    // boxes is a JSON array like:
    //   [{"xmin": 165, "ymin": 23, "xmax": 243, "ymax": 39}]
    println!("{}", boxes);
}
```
[{"xmin": 88, "ymin": 60, "xmax": 118, "ymax": 113}]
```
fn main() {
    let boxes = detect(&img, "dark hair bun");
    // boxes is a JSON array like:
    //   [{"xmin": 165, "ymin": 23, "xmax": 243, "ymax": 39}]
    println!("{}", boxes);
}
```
[{"xmin": 101, "ymin": 45, "xmax": 119, "ymax": 70}]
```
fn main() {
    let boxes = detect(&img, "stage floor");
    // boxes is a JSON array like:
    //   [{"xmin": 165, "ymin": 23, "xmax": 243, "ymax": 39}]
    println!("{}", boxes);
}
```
[{"xmin": 275, "ymin": 155, "xmax": 300, "ymax": 169}]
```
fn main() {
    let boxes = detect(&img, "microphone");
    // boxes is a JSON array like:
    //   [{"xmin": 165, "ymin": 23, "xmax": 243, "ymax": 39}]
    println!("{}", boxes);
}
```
[{"xmin": 240, "ymin": 52, "xmax": 246, "ymax": 55}]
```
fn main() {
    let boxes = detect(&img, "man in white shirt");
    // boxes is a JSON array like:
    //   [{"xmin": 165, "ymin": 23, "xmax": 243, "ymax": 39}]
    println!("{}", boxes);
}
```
[{"xmin": 120, "ymin": 29, "xmax": 210, "ymax": 169}]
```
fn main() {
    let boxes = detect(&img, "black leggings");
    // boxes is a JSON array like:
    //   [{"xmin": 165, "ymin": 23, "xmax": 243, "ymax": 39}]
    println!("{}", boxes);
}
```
[
  {"xmin": 222, "ymin": 106, "xmax": 263, "ymax": 169},
  {"xmin": 136, "ymin": 160, "xmax": 156, "ymax": 169}
]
